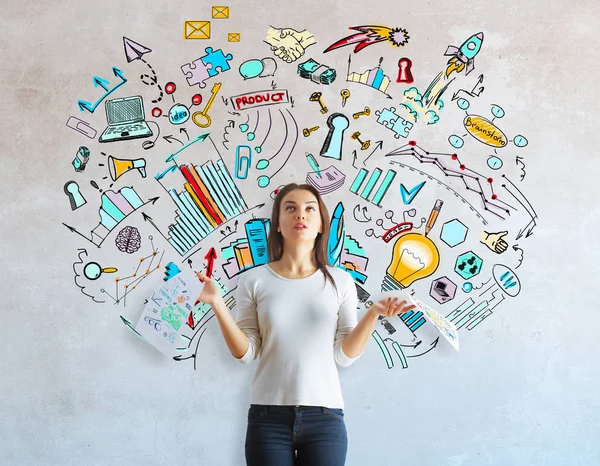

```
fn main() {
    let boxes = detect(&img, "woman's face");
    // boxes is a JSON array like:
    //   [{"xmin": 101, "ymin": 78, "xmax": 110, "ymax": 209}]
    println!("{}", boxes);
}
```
[{"xmin": 277, "ymin": 189, "xmax": 322, "ymax": 241}]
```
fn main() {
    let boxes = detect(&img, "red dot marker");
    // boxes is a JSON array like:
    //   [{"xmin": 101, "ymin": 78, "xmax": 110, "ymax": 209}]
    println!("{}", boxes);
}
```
[
  {"xmin": 487, "ymin": 177, "xmax": 493, "ymax": 183},
  {"xmin": 460, "ymin": 164, "xmax": 466, "ymax": 170},
  {"xmin": 491, "ymin": 194, "xmax": 498, "ymax": 200},
  {"xmin": 152, "ymin": 107, "xmax": 162, "ymax": 118},
  {"xmin": 192, "ymin": 94, "xmax": 202, "ymax": 105},
  {"xmin": 165, "ymin": 82, "xmax": 176, "ymax": 94},
  {"xmin": 408, "ymin": 140, "xmax": 417, "ymax": 146},
  {"xmin": 451, "ymin": 154, "xmax": 458, "ymax": 160}
]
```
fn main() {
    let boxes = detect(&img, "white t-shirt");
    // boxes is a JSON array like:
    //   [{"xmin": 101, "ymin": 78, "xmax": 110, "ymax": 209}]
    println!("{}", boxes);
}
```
[{"xmin": 234, "ymin": 263, "xmax": 362, "ymax": 409}]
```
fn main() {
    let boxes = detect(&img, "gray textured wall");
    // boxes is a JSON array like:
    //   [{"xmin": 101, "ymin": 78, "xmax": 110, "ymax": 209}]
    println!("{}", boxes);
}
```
[{"xmin": 2, "ymin": 0, "xmax": 599, "ymax": 464}]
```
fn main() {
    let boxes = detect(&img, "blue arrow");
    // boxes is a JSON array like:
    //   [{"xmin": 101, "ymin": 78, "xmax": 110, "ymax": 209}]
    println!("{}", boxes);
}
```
[
  {"xmin": 112, "ymin": 66, "xmax": 127, "ymax": 82},
  {"xmin": 164, "ymin": 132, "xmax": 210, "ymax": 163},
  {"xmin": 93, "ymin": 76, "xmax": 111, "ymax": 92},
  {"xmin": 78, "ymin": 66, "xmax": 128, "ymax": 113},
  {"xmin": 155, "ymin": 164, "xmax": 178, "ymax": 181},
  {"xmin": 77, "ymin": 100, "xmax": 94, "ymax": 112}
]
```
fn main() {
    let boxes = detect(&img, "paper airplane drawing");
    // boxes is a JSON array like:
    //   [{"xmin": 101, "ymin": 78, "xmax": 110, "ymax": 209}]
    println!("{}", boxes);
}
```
[{"xmin": 123, "ymin": 36, "xmax": 152, "ymax": 62}]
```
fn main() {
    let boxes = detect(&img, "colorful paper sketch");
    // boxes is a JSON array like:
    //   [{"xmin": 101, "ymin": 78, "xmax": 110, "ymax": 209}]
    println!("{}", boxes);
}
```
[
  {"xmin": 379, "ymin": 290, "xmax": 459, "ymax": 351},
  {"xmin": 135, "ymin": 270, "xmax": 205, "ymax": 356}
]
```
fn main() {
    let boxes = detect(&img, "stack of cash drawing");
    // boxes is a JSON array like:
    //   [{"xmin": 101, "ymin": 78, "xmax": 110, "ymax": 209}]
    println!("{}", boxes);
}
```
[{"xmin": 297, "ymin": 58, "xmax": 337, "ymax": 84}]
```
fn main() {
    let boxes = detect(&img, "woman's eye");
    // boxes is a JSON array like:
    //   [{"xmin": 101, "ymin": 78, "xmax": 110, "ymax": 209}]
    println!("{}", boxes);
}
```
[{"xmin": 286, "ymin": 205, "xmax": 315, "ymax": 211}]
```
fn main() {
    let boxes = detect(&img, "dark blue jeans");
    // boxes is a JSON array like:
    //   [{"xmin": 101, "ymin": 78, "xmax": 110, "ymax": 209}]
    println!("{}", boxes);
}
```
[{"xmin": 245, "ymin": 404, "xmax": 347, "ymax": 466}]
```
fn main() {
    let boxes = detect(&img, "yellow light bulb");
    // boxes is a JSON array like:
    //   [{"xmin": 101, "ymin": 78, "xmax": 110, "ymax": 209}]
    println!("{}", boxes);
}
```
[{"xmin": 383, "ymin": 232, "xmax": 440, "ymax": 290}]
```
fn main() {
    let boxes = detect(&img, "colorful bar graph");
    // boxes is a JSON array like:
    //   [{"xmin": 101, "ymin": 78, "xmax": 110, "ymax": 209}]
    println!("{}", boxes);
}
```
[
  {"xmin": 200, "ymin": 163, "xmax": 233, "ymax": 218},
  {"xmin": 350, "ymin": 168, "xmax": 368, "ymax": 193},
  {"xmin": 157, "ymin": 158, "xmax": 249, "ymax": 255},
  {"xmin": 361, "ymin": 168, "xmax": 382, "ymax": 200},
  {"xmin": 180, "ymin": 165, "xmax": 222, "ymax": 225},
  {"xmin": 371, "ymin": 170, "xmax": 396, "ymax": 206},
  {"xmin": 188, "ymin": 165, "xmax": 226, "ymax": 223},
  {"xmin": 168, "ymin": 189, "xmax": 204, "ymax": 241},
  {"xmin": 216, "ymin": 159, "xmax": 247, "ymax": 212},
  {"xmin": 184, "ymin": 183, "xmax": 217, "ymax": 229}
]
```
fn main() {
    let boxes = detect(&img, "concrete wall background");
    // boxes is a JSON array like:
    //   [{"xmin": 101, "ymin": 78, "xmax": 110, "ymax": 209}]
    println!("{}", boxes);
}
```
[{"xmin": 1, "ymin": 0, "xmax": 598, "ymax": 464}]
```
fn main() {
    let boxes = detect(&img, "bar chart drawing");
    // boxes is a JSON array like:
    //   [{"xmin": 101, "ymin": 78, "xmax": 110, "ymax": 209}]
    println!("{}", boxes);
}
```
[
  {"xmin": 62, "ymin": 186, "xmax": 158, "ymax": 248},
  {"xmin": 350, "ymin": 167, "xmax": 397, "ymax": 207},
  {"xmin": 399, "ymin": 309, "xmax": 427, "ymax": 333},
  {"xmin": 221, "ymin": 218, "xmax": 271, "ymax": 279},
  {"xmin": 158, "ymin": 158, "xmax": 249, "ymax": 255},
  {"xmin": 346, "ymin": 55, "xmax": 393, "ymax": 98}
]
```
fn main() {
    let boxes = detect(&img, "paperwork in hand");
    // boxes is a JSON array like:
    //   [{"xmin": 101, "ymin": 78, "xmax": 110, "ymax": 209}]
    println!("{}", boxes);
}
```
[
  {"xmin": 378, "ymin": 290, "xmax": 459, "ymax": 352},
  {"xmin": 135, "ymin": 270, "xmax": 205, "ymax": 356}
]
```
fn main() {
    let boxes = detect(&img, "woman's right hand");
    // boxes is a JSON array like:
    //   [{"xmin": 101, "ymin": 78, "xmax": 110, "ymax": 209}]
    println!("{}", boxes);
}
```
[{"xmin": 195, "ymin": 271, "xmax": 223, "ymax": 307}]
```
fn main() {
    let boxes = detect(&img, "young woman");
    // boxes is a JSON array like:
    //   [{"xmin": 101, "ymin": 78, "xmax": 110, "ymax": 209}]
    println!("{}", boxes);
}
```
[{"xmin": 196, "ymin": 182, "xmax": 415, "ymax": 466}]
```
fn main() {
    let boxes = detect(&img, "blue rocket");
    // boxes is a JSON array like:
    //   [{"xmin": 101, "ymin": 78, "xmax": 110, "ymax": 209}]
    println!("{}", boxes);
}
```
[{"xmin": 444, "ymin": 32, "xmax": 484, "ymax": 77}]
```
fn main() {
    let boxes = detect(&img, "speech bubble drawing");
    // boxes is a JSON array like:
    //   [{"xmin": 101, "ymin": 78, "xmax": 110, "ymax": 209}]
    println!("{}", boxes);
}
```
[
  {"xmin": 239, "ymin": 59, "xmax": 263, "ymax": 80},
  {"xmin": 259, "ymin": 57, "xmax": 277, "ymax": 77},
  {"xmin": 239, "ymin": 57, "xmax": 278, "ymax": 80}
]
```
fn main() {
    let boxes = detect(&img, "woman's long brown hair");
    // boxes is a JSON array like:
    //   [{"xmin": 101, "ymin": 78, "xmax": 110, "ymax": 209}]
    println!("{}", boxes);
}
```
[{"xmin": 267, "ymin": 183, "xmax": 338, "ymax": 294}]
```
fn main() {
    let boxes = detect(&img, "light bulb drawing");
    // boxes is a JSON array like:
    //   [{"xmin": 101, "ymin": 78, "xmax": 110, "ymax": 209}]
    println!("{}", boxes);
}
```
[{"xmin": 382, "ymin": 232, "xmax": 440, "ymax": 291}]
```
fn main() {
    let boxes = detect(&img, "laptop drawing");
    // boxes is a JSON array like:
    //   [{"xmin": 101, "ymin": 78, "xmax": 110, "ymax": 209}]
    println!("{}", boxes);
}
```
[{"xmin": 98, "ymin": 95, "xmax": 153, "ymax": 143}]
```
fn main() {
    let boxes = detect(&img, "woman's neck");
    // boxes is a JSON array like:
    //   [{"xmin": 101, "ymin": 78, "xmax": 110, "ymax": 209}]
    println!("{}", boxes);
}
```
[{"xmin": 272, "ymin": 250, "xmax": 318, "ymax": 275}]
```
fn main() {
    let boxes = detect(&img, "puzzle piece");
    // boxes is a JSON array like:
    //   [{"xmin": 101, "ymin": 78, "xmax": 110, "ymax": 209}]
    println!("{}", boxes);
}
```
[
  {"xmin": 375, "ymin": 106, "xmax": 413, "ymax": 138},
  {"xmin": 200, "ymin": 47, "xmax": 233, "ymax": 77},
  {"xmin": 375, "ymin": 107, "xmax": 399, "ymax": 128},
  {"xmin": 390, "ymin": 117, "xmax": 413, "ymax": 138},
  {"xmin": 181, "ymin": 58, "xmax": 213, "ymax": 88}
]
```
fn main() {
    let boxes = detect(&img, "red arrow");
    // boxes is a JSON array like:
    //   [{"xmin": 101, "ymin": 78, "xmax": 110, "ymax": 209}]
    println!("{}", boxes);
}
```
[{"xmin": 204, "ymin": 247, "xmax": 217, "ymax": 278}]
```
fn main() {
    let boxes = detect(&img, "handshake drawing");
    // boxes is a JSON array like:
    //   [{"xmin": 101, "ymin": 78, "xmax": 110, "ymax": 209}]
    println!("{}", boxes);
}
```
[{"xmin": 264, "ymin": 26, "xmax": 316, "ymax": 63}]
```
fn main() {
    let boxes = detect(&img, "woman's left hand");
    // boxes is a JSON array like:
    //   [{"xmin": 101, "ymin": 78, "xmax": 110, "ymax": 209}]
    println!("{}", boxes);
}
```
[{"xmin": 369, "ymin": 297, "xmax": 416, "ymax": 318}]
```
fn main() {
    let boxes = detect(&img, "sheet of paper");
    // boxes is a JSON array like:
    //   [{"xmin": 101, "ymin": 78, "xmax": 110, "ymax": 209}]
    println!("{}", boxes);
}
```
[
  {"xmin": 306, "ymin": 165, "xmax": 345, "ymax": 194},
  {"xmin": 135, "ymin": 270, "xmax": 204, "ymax": 356},
  {"xmin": 377, "ymin": 290, "xmax": 460, "ymax": 352},
  {"xmin": 410, "ymin": 297, "xmax": 459, "ymax": 352}
]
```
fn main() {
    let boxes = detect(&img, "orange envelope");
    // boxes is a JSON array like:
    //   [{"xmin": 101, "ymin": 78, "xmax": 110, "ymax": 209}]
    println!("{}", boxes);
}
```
[
  {"xmin": 212, "ymin": 6, "xmax": 229, "ymax": 19},
  {"xmin": 184, "ymin": 21, "xmax": 210, "ymax": 40},
  {"xmin": 228, "ymin": 32, "xmax": 240, "ymax": 42}
]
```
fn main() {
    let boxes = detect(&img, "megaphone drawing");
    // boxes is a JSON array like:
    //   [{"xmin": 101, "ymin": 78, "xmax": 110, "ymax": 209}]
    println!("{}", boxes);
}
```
[{"xmin": 108, "ymin": 155, "xmax": 147, "ymax": 181}]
